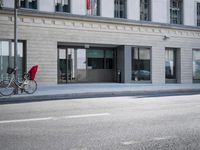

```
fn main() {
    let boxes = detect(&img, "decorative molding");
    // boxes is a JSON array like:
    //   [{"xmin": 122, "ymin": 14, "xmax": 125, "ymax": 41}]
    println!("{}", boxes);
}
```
[{"xmin": 0, "ymin": 14, "xmax": 200, "ymax": 39}]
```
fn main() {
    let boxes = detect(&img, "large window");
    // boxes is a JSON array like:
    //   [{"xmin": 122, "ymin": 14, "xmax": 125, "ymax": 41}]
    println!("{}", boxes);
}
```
[
  {"xmin": 58, "ymin": 48, "xmax": 114, "ymax": 83},
  {"xmin": 197, "ymin": 3, "xmax": 200, "ymax": 26},
  {"xmin": 0, "ymin": 40, "xmax": 25, "ymax": 81},
  {"xmin": 55, "ymin": 0, "xmax": 70, "ymax": 13},
  {"xmin": 86, "ymin": 0, "xmax": 100, "ymax": 16},
  {"xmin": 165, "ymin": 49, "xmax": 176, "ymax": 81},
  {"xmin": 170, "ymin": 0, "xmax": 183, "ymax": 24},
  {"xmin": 193, "ymin": 50, "xmax": 200, "ymax": 82},
  {"xmin": 20, "ymin": 0, "xmax": 37, "ymax": 9},
  {"xmin": 87, "ymin": 49, "xmax": 113, "ymax": 69},
  {"xmin": 132, "ymin": 47, "xmax": 151, "ymax": 81},
  {"xmin": 114, "ymin": 0, "xmax": 127, "ymax": 18},
  {"xmin": 140, "ymin": 0, "xmax": 151, "ymax": 21}
]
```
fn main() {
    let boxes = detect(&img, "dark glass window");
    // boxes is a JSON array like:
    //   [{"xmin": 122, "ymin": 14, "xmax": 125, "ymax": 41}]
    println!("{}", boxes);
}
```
[
  {"xmin": 105, "ymin": 50, "xmax": 114, "ymax": 69},
  {"xmin": 86, "ymin": 0, "xmax": 100, "ymax": 16},
  {"xmin": 114, "ymin": 0, "xmax": 126, "ymax": 18},
  {"xmin": 165, "ymin": 49, "xmax": 176, "ymax": 80},
  {"xmin": 0, "ymin": 41, "xmax": 25, "ymax": 81},
  {"xmin": 197, "ymin": 3, "xmax": 200, "ymax": 26},
  {"xmin": 193, "ymin": 50, "xmax": 200, "ymax": 82},
  {"xmin": 132, "ymin": 47, "xmax": 151, "ymax": 81},
  {"xmin": 132, "ymin": 48, "xmax": 151, "ymax": 81},
  {"xmin": 55, "ymin": 0, "xmax": 70, "ymax": 13},
  {"xmin": 87, "ymin": 50, "xmax": 104, "ymax": 69},
  {"xmin": 20, "ymin": 0, "xmax": 37, "ymax": 9},
  {"xmin": 170, "ymin": 0, "xmax": 183, "ymax": 24},
  {"xmin": 87, "ymin": 49, "xmax": 113, "ymax": 69},
  {"xmin": 140, "ymin": 0, "xmax": 151, "ymax": 21}
]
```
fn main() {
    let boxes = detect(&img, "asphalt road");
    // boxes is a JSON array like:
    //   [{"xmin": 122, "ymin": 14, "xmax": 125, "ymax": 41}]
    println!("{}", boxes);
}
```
[{"xmin": 0, "ymin": 93, "xmax": 200, "ymax": 150}]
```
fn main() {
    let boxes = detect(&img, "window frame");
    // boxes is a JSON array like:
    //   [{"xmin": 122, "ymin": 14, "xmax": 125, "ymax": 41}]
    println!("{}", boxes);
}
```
[
  {"xmin": 20, "ymin": 0, "xmax": 38, "ymax": 10},
  {"xmin": 131, "ymin": 46, "xmax": 152, "ymax": 83},
  {"xmin": 0, "ymin": 39, "xmax": 26, "ymax": 81},
  {"xmin": 86, "ymin": 49, "xmax": 114, "ymax": 70},
  {"xmin": 55, "ymin": 0, "xmax": 71, "ymax": 13},
  {"xmin": 170, "ymin": 0, "xmax": 183, "ymax": 25},
  {"xmin": 193, "ymin": 49, "xmax": 200, "ymax": 83},
  {"xmin": 86, "ymin": 0, "xmax": 101, "ymax": 16},
  {"xmin": 165, "ymin": 48, "xmax": 177, "ymax": 83},
  {"xmin": 197, "ymin": 3, "xmax": 200, "ymax": 26},
  {"xmin": 114, "ymin": 0, "xmax": 127, "ymax": 19},
  {"xmin": 140, "ymin": 0, "xmax": 151, "ymax": 21}
]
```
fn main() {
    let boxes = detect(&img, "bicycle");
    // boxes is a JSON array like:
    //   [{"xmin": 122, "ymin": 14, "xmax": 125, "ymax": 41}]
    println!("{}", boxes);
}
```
[{"xmin": 0, "ymin": 65, "xmax": 38, "ymax": 96}]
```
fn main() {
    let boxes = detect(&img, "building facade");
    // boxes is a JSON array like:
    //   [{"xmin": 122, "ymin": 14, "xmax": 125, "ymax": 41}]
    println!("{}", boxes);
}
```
[{"xmin": 0, "ymin": 0, "xmax": 200, "ymax": 84}]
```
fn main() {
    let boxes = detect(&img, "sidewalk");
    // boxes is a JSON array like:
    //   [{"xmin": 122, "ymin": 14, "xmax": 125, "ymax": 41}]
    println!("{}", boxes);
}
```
[{"xmin": 0, "ymin": 83, "xmax": 200, "ymax": 103}]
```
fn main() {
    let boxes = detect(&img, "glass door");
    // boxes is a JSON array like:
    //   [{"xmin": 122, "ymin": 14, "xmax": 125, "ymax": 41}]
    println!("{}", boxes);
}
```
[
  {"xmin": 165, "ymin": 49, "xmax": 177, "ymax": 83},
  {"xmin": 58, "ymin": 48, "xmax": 67, "ymax": 83},
  {"xmin": 67, "ymin": 48, "xmax": 75, "ymax": 83},
  {"xmin": 58, "ymin": 48, "xmax": 76, "ymax": 83}
]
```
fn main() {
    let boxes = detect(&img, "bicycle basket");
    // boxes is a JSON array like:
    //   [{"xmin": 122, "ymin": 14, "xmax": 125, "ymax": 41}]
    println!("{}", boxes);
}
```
[{"xmin": 7, "ymin": 67, "xmax": 15, "ymax": 74}]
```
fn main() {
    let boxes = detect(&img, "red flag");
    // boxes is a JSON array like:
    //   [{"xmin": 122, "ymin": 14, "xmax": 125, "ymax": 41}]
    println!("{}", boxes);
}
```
[{"xmin": 87, "ymin": 0, "xmax": 91, "ymax": 10}]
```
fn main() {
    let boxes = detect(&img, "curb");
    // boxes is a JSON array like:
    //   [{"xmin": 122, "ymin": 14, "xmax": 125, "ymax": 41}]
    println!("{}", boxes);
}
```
[{"xmin": 0, "ymin": 89, "xmax": 200, "ymax": 104}]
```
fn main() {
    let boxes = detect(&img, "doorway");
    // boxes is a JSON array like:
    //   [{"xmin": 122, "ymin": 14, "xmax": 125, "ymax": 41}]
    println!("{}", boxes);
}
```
[{"xmin": 58, "ymin": 48, "xmax": 78, "ymax": 83}]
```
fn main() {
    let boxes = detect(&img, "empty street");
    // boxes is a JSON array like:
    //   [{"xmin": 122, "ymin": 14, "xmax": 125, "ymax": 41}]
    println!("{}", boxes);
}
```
[{"xmin": 0, "ymin": 93, "xmax": 200, "ymax": 150}]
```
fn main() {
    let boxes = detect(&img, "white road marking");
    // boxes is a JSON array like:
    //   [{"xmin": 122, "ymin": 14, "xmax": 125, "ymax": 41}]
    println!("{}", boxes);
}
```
[
  {"xmin": 122, "ymin": 136, "xmax": 175, "ymax": 146},
  {"xmin": 153, "ymin": 136, "xmax": 174, "ymax": 141},
  {"xmin": 0, "ymin": 113, "xmax": 110, "ymax": 124},
  {"xmin": 122, "ymin": 141, "xmax": 138, "ymax": 145},
  {"xmin": 0, "ymin": 117, "xmax": 53, "ymax": 124},
  {"xmin": 64, "ymin": 113, "xmax": 110, "ymax": 119}
]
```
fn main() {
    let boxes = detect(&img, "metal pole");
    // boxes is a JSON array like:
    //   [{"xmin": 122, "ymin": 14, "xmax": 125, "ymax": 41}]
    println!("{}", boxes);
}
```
[
  {"xmin": 14, "ymin": 0, "xmax": 18, "ymax": 80},
  {"xmin": 14, "ymin": 0, "xmax": 18, "ymax": 94}
]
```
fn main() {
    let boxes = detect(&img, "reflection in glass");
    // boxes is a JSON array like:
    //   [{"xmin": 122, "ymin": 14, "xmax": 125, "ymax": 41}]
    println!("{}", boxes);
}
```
[
  {"xmin": 12, "ymin": 42, "xmax": 23, "ymax": 81},
  {"xmin": 0, "ymin": 41, "xmax": 9, "ymax": 81},
  {"xmin": 140, "ymin": 0, "xmax": 151, "ymax": 21},
  {"xmin": 170, "ymin": 0, "xmax": 183, "ymax": 24},
  {"xmin": 55, "ymin": 0, "xmax": 70, "ymax": 13},
  {"xmin": 132, "ymin": 47, "xmax": 151, "ymax": 81},
  {"xmin": 0, "ymin": 41, "xmax": 24, "ymax": 81},
  {"xmin": 105, "ymin": 50, "xmax": 113, "ymax": 69},
  {"xmin": 87, "ymin": 50, "xmax": 104, "ymax": 69},
  {"xmin": 193, "ymin": 50, "xmax": 200, "ymax": 81},
  {"xmin": 58, "ymin": 49, "xmax": 67, "ymax": 83},
  {"xmin": 165, "ymin": 49, "xmax": 176, "ymax": 79},
  {"xmin": 20, "ymin": 0, "xmax": 37, "ymax": 9},
  {"xmin": 87, "ymin": 0, "xmax": 100, "ymax": 16},
  {"xmin": 114, "ymin": 0, "xmax": 126, "ymax": 18},
  {"xmin": 58, "ymin": 48, "xmax": 114, "ymax": 83}
]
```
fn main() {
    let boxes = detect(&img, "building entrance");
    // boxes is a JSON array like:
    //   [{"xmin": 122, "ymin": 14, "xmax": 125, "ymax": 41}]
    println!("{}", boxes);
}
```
[{"xmin": 58, "ymin": 47, "xmax": 115, "ymax": 83}]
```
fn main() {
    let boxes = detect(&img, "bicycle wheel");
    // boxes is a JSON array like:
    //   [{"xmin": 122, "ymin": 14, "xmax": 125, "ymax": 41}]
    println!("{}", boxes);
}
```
[
  {"xmin": 0, "ymin": 80, "xmax": 15, "ymax": 96},
  {"xmin": 24, "ymin": 80, "xmax": 37, "ymax": 94}
]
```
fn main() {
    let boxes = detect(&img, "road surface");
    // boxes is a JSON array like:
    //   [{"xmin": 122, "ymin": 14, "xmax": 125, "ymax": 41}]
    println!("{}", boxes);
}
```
[{"xmin": 0, "ymin": 93, "xmax": 200, "ymax": 150}]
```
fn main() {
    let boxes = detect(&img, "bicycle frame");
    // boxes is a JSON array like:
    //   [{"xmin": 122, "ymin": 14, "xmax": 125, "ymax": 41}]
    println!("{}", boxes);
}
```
[
  {"xmin": 7, "ymin": 73, "xmax": 16, "ymax": 88},
  {"xmin": 7, "ymin": 72, "xmax": 28, "ymax": 91}
]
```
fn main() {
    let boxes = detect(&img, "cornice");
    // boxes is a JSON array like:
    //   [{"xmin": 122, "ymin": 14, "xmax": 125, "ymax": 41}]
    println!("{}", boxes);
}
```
[{"xmin": 1, "ymin": 8, "xmax": 200, "ymax": 32}]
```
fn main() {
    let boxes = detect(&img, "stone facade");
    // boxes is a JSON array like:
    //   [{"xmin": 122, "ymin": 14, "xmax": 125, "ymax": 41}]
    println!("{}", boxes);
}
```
[{"xmin": 0, "ymin": 8, "xmax": 200, "ymax": 84}]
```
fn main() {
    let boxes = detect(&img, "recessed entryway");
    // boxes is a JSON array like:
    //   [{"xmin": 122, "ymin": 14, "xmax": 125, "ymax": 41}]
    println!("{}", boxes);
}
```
[{"xmin": 58, "ymin": 46, "xmax": 116, "ymax": 83}]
